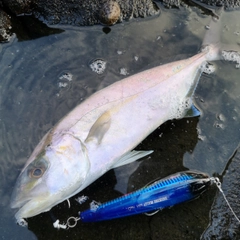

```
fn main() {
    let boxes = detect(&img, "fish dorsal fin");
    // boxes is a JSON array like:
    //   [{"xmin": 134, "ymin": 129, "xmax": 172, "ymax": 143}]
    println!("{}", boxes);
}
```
[
  {"xmin": 85, "ymin": 111, "xmax": 111, "ymax": 144},
  {"xmin": 185, "ymin": 104, "xmax": 201, "ymax": 118}
]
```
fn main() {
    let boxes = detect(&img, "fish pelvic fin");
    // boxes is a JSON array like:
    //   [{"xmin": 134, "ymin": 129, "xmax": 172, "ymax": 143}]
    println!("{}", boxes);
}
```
[
  {"xmin": 185, "ymin": 104, "xmax": 201, "ymax": 118},
  {"xmin": 112, "ymin": 150, "xmax": 153, "ymax": 168}
]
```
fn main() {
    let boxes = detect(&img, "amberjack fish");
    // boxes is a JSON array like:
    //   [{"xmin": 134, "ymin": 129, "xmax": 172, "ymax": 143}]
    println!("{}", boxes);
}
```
[{"xmin": 10, "ymin": 9, "xmax": 240, "ymax": 224}]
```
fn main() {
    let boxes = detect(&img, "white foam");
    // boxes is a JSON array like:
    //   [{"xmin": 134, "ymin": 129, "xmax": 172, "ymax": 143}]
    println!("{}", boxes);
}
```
[
  {"xmin": 90, "ymin": 200, "xmax": 101, "ymax": 211},
  {"xmin": 200, "ymin": 62, "xmax": 215, "ymax": 75},
  {"xmin": 119, "ymin": 68, "xmax": 128, "ymax": 76},
  {"xmin": 75, "ymin": 195, "xmax": 89, "ymax": 204},
  {"xmin": 89, "ymin": 59, "xmax": 107, "ymax": 74},
  {"xmin": 59, "ymin": 72, "xmax": 73, "ymax": 81},
  {"xmin": 58, "ymin": 82, "xmax": 68, "ymax": 88},
  {"xmin": 222, "ymin": 50, "xmax": 240, "ymax": 68},
  {"xmin": 58, "ymin": 71, "xmax": 73, "ymax": 88},
  {"xmin": 203, "ymin": 63, "xmax": 215, "ymax": 74}
]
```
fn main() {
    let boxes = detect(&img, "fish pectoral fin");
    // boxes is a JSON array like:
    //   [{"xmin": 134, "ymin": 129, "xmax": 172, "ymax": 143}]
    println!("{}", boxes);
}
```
[
  {"xmin": 85, "ymin": 111, "xmax": 111, "ymax": 144},
  {"xmin": 185, "ymin": 104, "xmax": 201, "ymax": 118},
  {"xmin": 112, "ymin": 150, "xmax": 153, "ymax": 168}
]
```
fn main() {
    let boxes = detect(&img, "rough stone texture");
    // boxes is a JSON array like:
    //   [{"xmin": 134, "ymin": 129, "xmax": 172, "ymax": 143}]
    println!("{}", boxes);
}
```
[
  {"xmin": 197, "ymin": 0, "xmax": 240, "ymax": 9},
  {"xmin": 161, "ymin": 0, "xmax": 240, "ymax": 9},
  {"xmin": 201, "ymin": 146, "xmax": 240, "ymax": 240},
  {"xmin": 0, "ymin": 9, "xmax": 12, "ymax": 42},
  {"xmin": 98, "ymin": 1, "xmax": 121, "ymax": 25},
  {"xmin": 1, "ymin": 0, "xmax": 33, "ymax": 15},
  {"xmin": 160, "ymin": 0, "xmax": 240, "ymax": 9},
  {"xmin": 1, "ymin": 0, "xmax": 240, "ymax": 42},
  {"xmin": 0, "ymin": 0, "xmax": 159, "ymax": 42},
  {"xmin": 161, "ymin": 0, "xmax": 181, "ymax": 8},
  {"xmin": 32, "ymin": 0, "xmax": 159, "ymax": 26}
]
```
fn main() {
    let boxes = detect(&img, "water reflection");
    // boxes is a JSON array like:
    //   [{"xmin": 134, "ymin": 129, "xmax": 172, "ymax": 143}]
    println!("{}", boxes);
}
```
[{"xmin": 1, "ymin": 7, "xmax": 240, "ymax": 240}]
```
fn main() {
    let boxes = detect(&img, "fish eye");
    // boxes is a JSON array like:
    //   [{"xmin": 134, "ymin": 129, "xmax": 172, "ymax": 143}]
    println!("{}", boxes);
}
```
[{"xmin": 30, "ymin": 168, "xmax": 44, "ymax": 178}]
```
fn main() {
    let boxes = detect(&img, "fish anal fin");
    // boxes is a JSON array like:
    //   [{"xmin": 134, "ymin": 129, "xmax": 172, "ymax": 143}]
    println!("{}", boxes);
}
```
[
  {"xmin": 112, "ymin": 150, "xmax": 153, "ymax": 168},
  {"xmin": 85, "ymin": 111, "xmax": 111, "ymax": 144}
]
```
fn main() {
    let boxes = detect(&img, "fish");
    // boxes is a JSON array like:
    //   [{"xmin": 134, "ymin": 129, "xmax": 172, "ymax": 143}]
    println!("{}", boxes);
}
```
[{"xmin": 10, "ymin": 9, "xmax": 240, "ymax": 224}]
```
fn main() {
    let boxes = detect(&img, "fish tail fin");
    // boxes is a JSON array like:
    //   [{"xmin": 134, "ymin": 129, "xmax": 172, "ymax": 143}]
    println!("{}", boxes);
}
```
[{"xmin": 202, "ymin": 7, "xmax": 240, "ymax": 65}]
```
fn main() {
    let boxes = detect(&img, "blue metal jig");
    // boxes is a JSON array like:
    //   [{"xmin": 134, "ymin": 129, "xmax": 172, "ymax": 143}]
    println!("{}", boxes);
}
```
[{"xmin": 79, "ymin": 170, "xmax": 212, "ymax": 222}]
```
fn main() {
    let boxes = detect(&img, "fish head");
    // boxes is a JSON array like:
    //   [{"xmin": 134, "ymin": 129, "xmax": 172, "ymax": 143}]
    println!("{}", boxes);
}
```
[{"xmin": 11, "ymin": 133, "xmax": 90, "ymax": 223}]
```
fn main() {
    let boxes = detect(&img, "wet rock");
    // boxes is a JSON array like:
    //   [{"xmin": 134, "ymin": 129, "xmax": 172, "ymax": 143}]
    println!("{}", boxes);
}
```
[
  {"xmin": 1, "ymin": 0, "xmax": 32, "ymax": 15},
  {"xmin": 0, "ymin": 9, "xmax": 12, "ymax": 43},
  {"xmin": 32, "ymin": 0, "xmax": 159, "ymax": 26},
  {"xmin": 161, "ymin": 0, "xmax": 240, "ymax": 9},
  {"xmin": 196, "ymin": 0, "xmax": 240, "ymax": 9},
  {"xmin": 0, "ymin": 0, "xmax": 159, "ymax": 29},
  {"xmin": 1, "ymin": 0, "xmax": 240, "ymax": 43},
  {"xmin": 201, "ymin": 147, "xmax": 240, "ymax": 239},
  {"xmin": 161, "ymin": 0, "xmax": 181, "ymax": 8},
  {"xmin": 99, "ymin": 1, "xmax": 121, "ymax": 25}
]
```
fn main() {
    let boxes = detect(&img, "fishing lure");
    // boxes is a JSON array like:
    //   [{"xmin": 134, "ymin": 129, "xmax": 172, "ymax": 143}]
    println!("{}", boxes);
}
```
[
  {"xmin": 79, "ymin": 170, "xmax": 212, "ymax": 222},
  {"xmin": 52, "ymin": 170, "xmax": 240, "ymax": 229}
]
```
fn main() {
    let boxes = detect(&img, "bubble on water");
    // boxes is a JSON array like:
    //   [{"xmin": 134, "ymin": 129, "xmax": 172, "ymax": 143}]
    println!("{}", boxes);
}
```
[
  {"xmin": 205, "ymin": 25, "xmax": 210, "ymax": 30},
  {"xmin": 214, "ymin": 122, "xmax": 225, "ymax": 129},
  {"xmin": 89, "ymin": 59, "xmax": 107, "ymax": 74},
  {"xmin": 59, "ymin": 72, "xmax": 73, "ymax": 81},
  {"xmin": 234, "ymin": 31, "xmax": 240, "ymax": 36},
  {"xmin": 134, "ymin": 56, "xmax": 139, "ymax": 61},
  {"xmin": 119, "ymin": 68, "xmax": 128, "ymax": 76},
  {"xmin": 198, "ymin": 134, "xmax": 206, "ymax": 141},
  {"xmin": 90, "ymin": 200, "xmax": 101, "ymax": 211},
  {"xmin": 58, "ymin": 82, "xmax": 68, "ymax": 88},
  {"xmin": 117, "ymin": 50, "xmax": 123, "ymax": 55},
  {"xmin": 201, "ymin": 62, "xmax": 215, "ymax": 74},
  {"xmin": 222, "ymin": 50, "xmax": 240, "ymax": 68},
  {"xmin": 217, "ymin": 113, "xmax": 226, "ymax": 122},
  {"xmin": 75, "ymin": 195, "xmax": 89, "ymax": 204},
  {"xmin": 58, "ymin": 71, "xmax": 73, "ymax": 88},
  {"xmin": 197, "ymin": 128, "xmax": 207, "ymax": 141}
]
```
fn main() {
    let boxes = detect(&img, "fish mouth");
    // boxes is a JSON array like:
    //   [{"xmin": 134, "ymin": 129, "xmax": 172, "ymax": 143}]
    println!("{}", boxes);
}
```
[
  {"xmin": 10, "ymin": 183, "xmax": 52, "ymax": 221},
  {"xmin": 11, "ymin": 196, "xmax": 53, "ymax": 221},
  {"xmin": 10, "ymin": 194, "xmax": 31, "ymax": 209}
]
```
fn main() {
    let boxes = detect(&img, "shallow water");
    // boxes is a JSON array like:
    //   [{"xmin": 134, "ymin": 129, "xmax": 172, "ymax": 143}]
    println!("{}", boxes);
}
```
[{"xmin": 0, "ymin": 6, "xmax": 240, "ymax": 240}]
